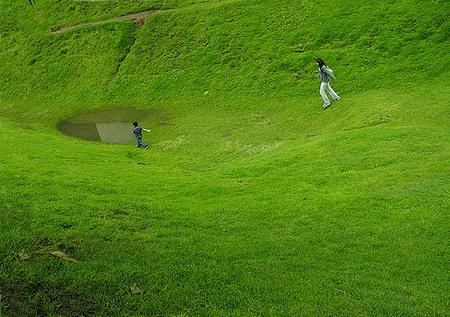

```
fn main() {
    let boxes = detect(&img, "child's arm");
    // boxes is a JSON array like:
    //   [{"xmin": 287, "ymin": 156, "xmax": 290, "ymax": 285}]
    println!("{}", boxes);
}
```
[{"xmin": 143, "ymin": 128, "xmax": 151, "ymax": 132}]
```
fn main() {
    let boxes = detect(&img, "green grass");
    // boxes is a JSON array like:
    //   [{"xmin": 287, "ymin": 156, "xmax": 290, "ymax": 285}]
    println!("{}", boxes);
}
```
[{"xmin": 0, "ymin": 0, "xmax": 449, "ymax": 316}]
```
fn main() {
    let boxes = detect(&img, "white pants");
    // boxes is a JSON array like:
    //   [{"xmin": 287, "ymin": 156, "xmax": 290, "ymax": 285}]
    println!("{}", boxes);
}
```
[{"xmin": 320, "ymin": 82, "xmax": 339, "ymax": 104}]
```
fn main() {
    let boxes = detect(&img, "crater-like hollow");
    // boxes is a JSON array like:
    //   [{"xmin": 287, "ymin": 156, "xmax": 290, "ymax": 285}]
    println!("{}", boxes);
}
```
[{"xmin": 58, "ymin": 109, "xmax": 151, "ymax": 144}]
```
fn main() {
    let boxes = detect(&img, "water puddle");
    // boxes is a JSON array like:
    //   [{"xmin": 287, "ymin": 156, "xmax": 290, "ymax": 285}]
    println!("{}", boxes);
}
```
[{"xmin": 59, "ymin": 109, "xmax": 150, "ymax": 144}]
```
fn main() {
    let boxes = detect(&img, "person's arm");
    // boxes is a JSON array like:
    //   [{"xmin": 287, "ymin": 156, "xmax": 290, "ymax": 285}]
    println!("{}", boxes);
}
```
[
  {"xmin": 323, "ymin": 67, "xmax": 337, "ymax": 81},
  {"xmin": 143, "ymin": 128, "xmax": 151, "ymax": 132}
]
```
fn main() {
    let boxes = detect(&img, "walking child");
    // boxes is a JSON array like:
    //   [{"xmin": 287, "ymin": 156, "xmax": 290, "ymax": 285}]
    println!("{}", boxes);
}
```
[
  {"xmin": 316, "ymin": 58, "xmax": 340, "ymax": 109},
  {"xmin": 132, "ymin": 121, "xmax": 150, "ymax": 149}
]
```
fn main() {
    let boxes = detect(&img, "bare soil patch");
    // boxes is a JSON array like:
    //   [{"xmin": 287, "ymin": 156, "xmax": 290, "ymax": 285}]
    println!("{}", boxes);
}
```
[{"xmin": 52, "ymin": 9, "xmax": 160, "ymax": 34}]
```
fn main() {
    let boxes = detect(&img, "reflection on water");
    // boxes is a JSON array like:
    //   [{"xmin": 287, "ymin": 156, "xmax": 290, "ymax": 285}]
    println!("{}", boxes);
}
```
[
  {"xmin": 58, "ymin": 121, "xmax": 101, "ymax": 141},
  {"xmin": 59, "ymin": 109, "xmax": 150, "ymax": 144},
  {"xmin": 96, "ymin": 122, "xmax": 135, "ymax": 144}
]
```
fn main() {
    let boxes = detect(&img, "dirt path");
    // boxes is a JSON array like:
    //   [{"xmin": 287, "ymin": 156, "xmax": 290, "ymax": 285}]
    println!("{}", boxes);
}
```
[{"xmin": 52, "ymin": 9, "xmax": 160, "ymax": 34}]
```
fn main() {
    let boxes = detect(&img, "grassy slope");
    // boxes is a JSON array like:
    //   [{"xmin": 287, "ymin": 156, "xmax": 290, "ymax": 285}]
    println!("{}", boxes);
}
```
[{"xmin": 0, "ymin": 0, "xmax": 449, "ymax": 316}]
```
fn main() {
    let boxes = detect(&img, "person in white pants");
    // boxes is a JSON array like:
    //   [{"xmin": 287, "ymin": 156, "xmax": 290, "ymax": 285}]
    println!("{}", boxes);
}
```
[{"xmin": 316, "ymin": 58, "xmax": 340, "ymax": 109}]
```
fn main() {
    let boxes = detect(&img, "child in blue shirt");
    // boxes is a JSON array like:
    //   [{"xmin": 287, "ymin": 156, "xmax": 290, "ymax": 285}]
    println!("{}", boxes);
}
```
[{"xmin": 132, "ymin": 121, "xmax": 150, "ymax": 149}]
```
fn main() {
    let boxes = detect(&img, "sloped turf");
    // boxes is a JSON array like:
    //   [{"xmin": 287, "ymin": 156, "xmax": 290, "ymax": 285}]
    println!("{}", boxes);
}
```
[{"xmin": 0, "ymin": 0, "xmax": 449, "ymax": 315}]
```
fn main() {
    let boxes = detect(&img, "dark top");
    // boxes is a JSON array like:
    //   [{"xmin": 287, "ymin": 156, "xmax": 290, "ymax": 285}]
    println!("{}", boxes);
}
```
[{"xmin": 132, "ymin": 127, "xmax": 143, "ymax": 138}]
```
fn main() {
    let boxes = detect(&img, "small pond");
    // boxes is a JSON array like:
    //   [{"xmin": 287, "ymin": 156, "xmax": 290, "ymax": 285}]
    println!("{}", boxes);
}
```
[{"xmin": 59, "ymin": 109, "xmax": 150, "ymax": 144}]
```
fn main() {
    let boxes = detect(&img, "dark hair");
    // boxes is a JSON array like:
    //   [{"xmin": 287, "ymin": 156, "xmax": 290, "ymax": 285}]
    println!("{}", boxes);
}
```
[
  {"xmin": 315, "ymin": 58, "xmax": 326, "ymax": 68},
  {"xmin": 133, "ymin": 122, "xmax": 138, "ymax": 127}
]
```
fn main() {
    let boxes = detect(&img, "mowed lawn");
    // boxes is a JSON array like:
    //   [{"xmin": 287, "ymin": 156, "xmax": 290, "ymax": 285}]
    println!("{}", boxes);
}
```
[{"xmin": 0, "ymin": 0, "xmax": 449, "ymax": 316}]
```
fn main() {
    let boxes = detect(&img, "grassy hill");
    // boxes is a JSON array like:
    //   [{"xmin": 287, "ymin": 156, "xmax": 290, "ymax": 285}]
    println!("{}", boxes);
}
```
[{"xmin": 0, "ymin": 0, "xmax": 449, "ymax": 316}]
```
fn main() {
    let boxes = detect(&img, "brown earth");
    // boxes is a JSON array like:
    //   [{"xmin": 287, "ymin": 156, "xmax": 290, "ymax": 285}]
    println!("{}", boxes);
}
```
[{"xmin": 52, "ymin": 9, "xmax": 160, "ymax": 34}]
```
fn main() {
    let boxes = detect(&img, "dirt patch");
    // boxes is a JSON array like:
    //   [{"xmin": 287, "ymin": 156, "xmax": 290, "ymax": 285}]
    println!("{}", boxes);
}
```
[
  {"xmin": 0, "ymin": 280, "xmax": 99, "ymax": 317},
  {"xmin": 52, "ymin": 9, "xmax": 161, "ymax": 34}
]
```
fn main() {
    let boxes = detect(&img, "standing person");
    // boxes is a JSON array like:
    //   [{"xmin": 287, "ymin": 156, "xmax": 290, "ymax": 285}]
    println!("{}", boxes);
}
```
[
  {"xmin": 316, "ymin": 58, "xmax": 340, "ymax": 109},
  {"xmin": 132, "ymin": 122, "xmax": 150, "ymax": 149}
]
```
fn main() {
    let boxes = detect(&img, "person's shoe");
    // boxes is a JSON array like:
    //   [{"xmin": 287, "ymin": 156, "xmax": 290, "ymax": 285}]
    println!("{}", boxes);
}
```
[
  {"xmin": 334, "ymin": 96, "xmax": 341, "ymax": 101},
  {"xmin": 322, "ymin": 102, "xmax": 331, "ymax": 109},
  {"xmin": 145, "ymin": 146, "xmax": 149, "ymax": 150}
]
